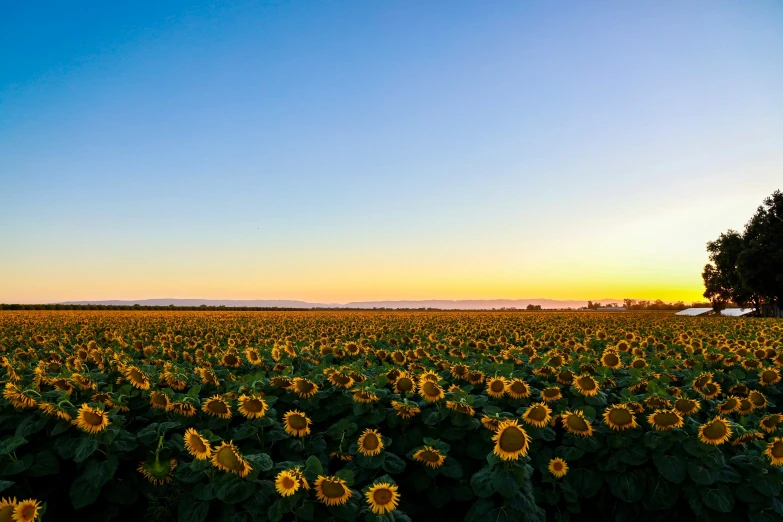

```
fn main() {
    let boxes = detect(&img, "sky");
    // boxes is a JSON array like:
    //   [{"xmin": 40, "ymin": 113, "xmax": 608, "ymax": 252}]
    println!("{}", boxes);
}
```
[{"xmin": 1, "ymin": 1, "xmax": 781, "ymax": 304}]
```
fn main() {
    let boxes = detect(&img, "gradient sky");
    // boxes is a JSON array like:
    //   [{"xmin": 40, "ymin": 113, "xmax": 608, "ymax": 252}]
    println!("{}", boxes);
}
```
[{"xmin": 1, "ymin": 1, "xmax": 781, "ymax": 304}]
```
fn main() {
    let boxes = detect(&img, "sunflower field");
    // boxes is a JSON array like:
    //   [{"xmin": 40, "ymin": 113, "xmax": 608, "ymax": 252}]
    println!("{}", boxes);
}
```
[{"xmin": 1, "ymin": 311, "xmax": 783, "ymax": 522}]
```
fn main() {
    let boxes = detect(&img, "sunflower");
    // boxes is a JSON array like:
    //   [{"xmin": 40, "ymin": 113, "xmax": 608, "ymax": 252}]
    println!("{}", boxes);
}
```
[
  {"xmin": 749, "ymin": 390, "xmax": 768, "ymax": 409},
  {"xmin": 521, "ymin": 403, "xmax": 552, "ymax": 428},
  {"xmin": 572, "ymin": 374, "xmax": 599, "ymax": 397},
  {"xmin": 366, "ymin": 482, "xmax": 400, "ymax": 515},
  {"xmin": 601, "ymin": 351, "xmax": 622, "ymax": 369},
  {"xmin": 698, "ymin": 417, "xmax": 732, "ymax": 445},
  {"xmin": 184, "ymin": 428, "xmax": 212, "ymax": 460},
  {"xmin": 548, "ymin": 458, "xmax": 568, "ymax": 478},
  {"xmin": 481, "ymin": 415, "xmax": 502, "ymax": 431},
  {"xmin": 138, "ymin": 458, "xmax": 177, "ymax": 486},
  {"xmin": 38, "ymin": 401, "xmax": 71, "ymax": 421},
  {"xmin": 315, "ymin": 475, "xmax": 352, "ymax": 506},
  {"xmin": 244, "ymin": 347, "xmax": 262, "ymax": 365},
  {"xmin": 211, "ymin": 441, "xmax": 252, "ymax": 478},
  {"xmin": 737, "ymin": 399, "xmax": 755, "ymax": 416},
  {"xmin": 505, "ymin": 378, "xmax": 531, "ymax": 399},
  {"xmin": 419, "ymin": 381, "xmax": 445, "ymax": 403},
  {"xmin": 760, "ymin": 414, "xmax": 783, "ymax": 433},
  {"xmin": 674, "ymin": 398, "xmax": 701, "ymax": 416},
  {"xmin": 492, "ymin": 419, "xmax": 531, "ymax": 461},
  {"xmin": 446, "ymin": 400, "xmax": 475, "ymax": 416},
  {"xmin": 699, "ymin": 382, "xmax": 721, "ymax": 399},
  {"xmin": 732, "ymin": 431, "xmax": 765, "ymax": 446},
  {"xmin": 467, "ymin": 371, "xmax": 485, "ymax": 385},
  {"xmin": 764, "ymin": 437, "xmax": 783, "ymax": 466},
  {"xmin": 275, "ymin": 470, "xmax": 300, "ymax": 497},
  {"xmin": 603, "ymin": 405, "xmax": 638, "ymax": 431},
  {"xmin": 352, "ymin": 389, "xmax": 379, "ymax": 404},
  {"xmin": 123, "ymin": 365, "xmax": 150, "ymax": 390},
  {"xmin": 692, "ymin": 372, "xmax": 713, "ymax": 390},
  {"xmin": 717, "ymin": 396, "xmax": 740, "ymax": 415},
  {"xmin": 292, "ymin": 378, "xmax": 319, "ymax": 398},
  {"xmin": 149, "ymin": 391, "xmax": 170, "ymax": 410},
  {"xmin": 327, "ymin": 371, "xmax": 353, "ymax": 388},
  {"xmin": 647, "ymin": 409, "xmax": 684, "ymax": 431},
  {"xmin": 330, "ymin": 451, "xmax": 353, "ymax": 462},
  {"xmin": 11, "ymin": 498, "xmax": 40, "ymax": 522},
  {"xmin": 0, "ymin": 498, "xmax": 16, "ymax": 522},
  {"xmin": 561, "ymin": 410, "xmax": 593, "ymax": 437},
  {"xmin": 283, "ymin": 410, "xmax": 312, "ymax": 437},
  {"xmin": 202, "ymin": 396, "xmax": 232, "ymax": 419},
  {"xmin": 168, "ymin": 401, "xmax": 197, "ymax": 417},
  {"xmin": 413, "ymin": 445, "xmax": 447, "ymax": 468},
  {"xmin": 394, "ymin": 374, "xmax": 416, "ymax": 394},
  {"xmin": 358, "ymin": 429, "xmax": 384, "ymax": 457},
  {"xmin": 2, "ymin": 383, "xmax": 37, "ymax": 409},
  {"xmin": 74, "ymin": 404, "xmax": 109, "ymax": 434},
  {"xmin": 486, "ymin": 377, "xmax": 507, "ymax": 398},
  {"xmin": 540, "ymin": 387, "xmax": 562, "ymax": 402},
  {"xmin": 391, "ymin": 401, "xmax": 420, "ymax": 420},
  {"xmin": 760, "ymin": 368, "xmax": 781, "ymax": 386},
  {"xmin": 238, "ymin": 394, "xmax": 268, "ymax": 419}
]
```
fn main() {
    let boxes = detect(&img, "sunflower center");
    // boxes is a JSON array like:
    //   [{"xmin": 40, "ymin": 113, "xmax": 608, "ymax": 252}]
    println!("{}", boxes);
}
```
[
  {"xmin": 653, "ymin": 412, "xmax": 680, "ymax": 427},
  {"xmin": 422, "ymin": 382, "xmax": 439, "ymax": 396},
  {"xmin": 0, "ymin": 506, "xmax": 14, "ymax": 520},
  {"xmin": 397, "ymin": 378, "xmax": 413, "ymax": 391},
  {"xmin": 566, "ymin": 414, "xmax": 589, "ymax": 432},
  {"xmin": 553, "ymin": 462, "xmax": 564, "ymax": 471},
  {"xmin": 207, "ymin": 400, "xmax": 228, "ymax": 414},
  {"xmin": 499, "ymin": 426, "xmax": 527, "ymax": 452},
  {"xmin": 510, "ymin": 382, "xmax": 527, "ymax": 394},
  {"xmin": 288, "ymin": 414, "xmax": 307, "ymax": 429},
  {"xmin": 703, "ymin": 420, "xmax": 728, "ymax": 440},
  {"xmin": 363, "ymin": 434, "xmax": 379, "ymax": 450},
  {"xmin": 217, "ymin": 447, "xmax": 241, "ymax": 470},
  {"xmin": 83, "ymin": 411, "xmax": 103, "ymax": 426},
  {"xmin": 189, "ymin": 436, "xmax": 207, "ymax": 452},
  {"xmin": 609, "ymin": 408, "xmax": 633, "ymax": 426},
  {"xmin": 297, "ymin": 381, "xmax": 315, "ymax": 393},
  {"xmin": 373, "ymin": 488, "xmax": 392, "ymax": 504},
  {"xmin": 130, "ymin": 369, "xmax": 145, "ymax": 382},
  {"xmin": 604, "ymin": 354, "xmax": 619, "ymax": 366},
  {"xmin": 675, "ymin": 399, "xmax": 696, "ymax": 413},
  {"xmin": 771, "ymin": 442, "xmax": 783, "ymax": 458},
  {"xmin": 225, "ymin": 354, "xmax": 239, "ymax": 365},
  {"xmin": 761, "ymin": 370, "xmax": 778, "ymax": 383},
  {"xmin": 282, "ymin": 476, "xmax": 296, "ymax": 489},
  {"xmin": 577, "ymin": 377, "xmax": 596, "ymax": 391},
  {"xmin": 420, "ymin": 450, "xmax": 440, "ymax": 462},
  {"xmin": 244, "ymin": 399, "xmax": 264, "ymax": 412},
  {"xmin": 527, "ymin": 406, "xmax": 547, "ymax": 421},
  {"xmin": 490, "ymin": 380, "xmax": 505, "ymax": 393},
  {"xmin": 321, "ymin": 480, "xmax": 347, "ymax": 498}
]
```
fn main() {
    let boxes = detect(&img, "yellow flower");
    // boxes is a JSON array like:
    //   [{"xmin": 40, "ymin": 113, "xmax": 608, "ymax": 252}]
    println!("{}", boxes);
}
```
[
  {"xmin": 184, "ymin": 428, "xmax": 212, "ymax": 460},
  {"xmin": 485, "ymin": 377, "xmax": 507, "ymax": 398},
  {"xmin": 12, "ymin": 498, "xmax": 41, "ymax": 522},
  {"xmin": 647, "ymin": 409, "xmax": 684, "ymax": 431},
  {"xmin": 283, "ymin": 410, "xmax": 312, "ymax": 437},
  {"xmin": 123, "ymin": 365, "xmax": 150, "ymax": 390},
  {"xmin": 492, "ymin": 419, "xmax": 531, "ymax": 461},
  {"xmin": 357, "ymin": 429, "xmax": 384, "ymax": 457},
  {"xmin": 275, "ymin": 470, "xmax": 300, "ymax": 497},
  {"xmin": 211, "ymin": 441, "xmax": 252, "ymax": 478},
  {"xmin": 521, "ymin": 403, "xmax": 552, "ymax": 428},
  {"xmin": 201, "ymin": 396, "xmax": 232, "ymax": 419},
  {"xmin": 760, "ymin": 368, "xmax": 781, "ymax": 386},
  {"xmin": 698, "ymin": 417, "xmax": 732, "ymax": 445},
  {"xmin": 0, "ymin": 498, "xmax": 17, "ymax": 522},
  {"xmin": 548, "ymin": 458, "xmax": 568, "ymax": 478},
  {"xmin": 391, "ymin": 401, "xmax": 420, "ymax": 420},
  {"xmin": 573, "ymin": 374, "xmax": 599, "ymax": 397},
  {"xmin": 764, "ymin": 437, "xmax": 783, "ymax": 466},
  {"xmin": 314, "ymin": 475, "xmax": 352, "ymax": 506},
  {"xmin": 74, "ymin": 404, "xmax": 109, "ymax": 434},
  {"xmin": 540, "ymin": 387, "xmax": 562, "ymax": 402},
  {"xmin": 412, "ymin": 446, "xmax": 446, "ymax": 468},
  {"xmin": 292, "ymin": 378, "xmax": 318, "ymax": 398},
  {"xmin": 365, "ymin": 482, "xmax": 400, "ymax": 514},
  {"xmin": 505, "ymin": 378, "xmax": 531, "ymax": 399},
  {"xmin": 603, "ymin": 405, "xmax": 638, "ymax": 431},
  {"xmin": 418, "ymin": 381, "xmax": 445, "ymax": 403},
  {"xmin": 238, "ymin": 394, "xmax": 268, "ymax": 419},
  {"xmin": 561, "ymin": 410, "xmax": 593, "ymax": 437},
  {"xmin": 137, "ymin": 458, "xmax": 177, "ymax": 486}
]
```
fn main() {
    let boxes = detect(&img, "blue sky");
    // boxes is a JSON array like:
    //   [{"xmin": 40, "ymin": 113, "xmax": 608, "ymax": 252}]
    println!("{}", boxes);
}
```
[{"xmin": 1, "ymin": 1, "xmax": 781, "ymax": 303}]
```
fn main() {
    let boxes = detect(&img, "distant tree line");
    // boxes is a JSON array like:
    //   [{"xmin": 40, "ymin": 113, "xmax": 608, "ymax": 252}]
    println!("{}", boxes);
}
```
[{"xmin": 702, "ymin": 190, "xmax": 783, "ymax": 316}]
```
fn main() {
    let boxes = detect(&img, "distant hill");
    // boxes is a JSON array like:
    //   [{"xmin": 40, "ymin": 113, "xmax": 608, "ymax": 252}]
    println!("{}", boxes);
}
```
[{"xmin": 58, "ymin": 298, "xmax": 625, "ymax": 310}]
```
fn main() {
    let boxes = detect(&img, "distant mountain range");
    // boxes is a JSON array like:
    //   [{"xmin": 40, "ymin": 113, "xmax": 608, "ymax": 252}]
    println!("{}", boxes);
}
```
[{"xmin": 58, "ymin": 298, "xmax": 626, "ymax": 310}]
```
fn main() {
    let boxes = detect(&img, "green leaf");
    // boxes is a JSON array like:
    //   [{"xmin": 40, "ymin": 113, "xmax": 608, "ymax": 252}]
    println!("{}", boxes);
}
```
[
  {"xmin": 0, "ymin": 436, "xmax": 27, "ymax": 455},
  {"xmin": 654, "ymin": 453, "xmax": 686, "ymax": 484},
  {"xmin": 178, "ymin": 497, "xmax": 210, "ymax": 522},
  {"xmin": 606, "ymin": 470, "xmax": 645, "ymax": 503},
  {"xmin": 83, "ymin": 455, "xmax": 119, "ymax": 489},
  {"xmin": 0, "ymin": 481, "xmax": 13, "ymax": 494},
  {"xmin": 643, "ymin": 476, "xmax": 678, "ymax": 510},
  {"xmin": 701, "ymin": 484, "xmax": 734, "ymax": 513},
  {"xmin": 74, "ymin": 436, "xmax": 99, "ymax": 463},
  {"xmin": 0, "ymin": 453, "xmax": 33, "ymax": 475},
  {"xmin": 215, "ymin": 475, "xmax": 256, "ymax": 504},
  {"xmin": 106, "ymin": 479, "xmax": 138, "ymax": 506},
  {"xmin": 70, "ymin": 476, "xmax": 101, "ymax": 509},
  {"xmin": 246, "ymin": 453, "xmax": 274, "ymax": 472},
  {"xmin": 470, "ymin": 467, "xmax": 494, "ymax": 498},
  {"xmin": 335, "ymin": 469, "xmax": 355, "ymax": 486},
  {"xmin": 27, "ymin": 451, "xmax": 60, "ymax": 477},
  {"xmin": 465, "ymin": 499, "xmax": 494, "ymax": 522},
  {"xmin": 439, "ymin": 457, "xmax": 463, "ymax": 479},
  {"xmin": 15, "ymin": 415, "xmax": 48, "ymax": 437},
  {"xmin": 688, "ymin": 460, "xmax": 719, "ymax": 485},
  {"xmin": 751, "ymin": 471, "xmax": 782, "ymax": 497},
  {"xmin": 491, "ymin": 468, "xmax": 523, "ymax": 498},
  {"xmin": 564, "ymin": 468, "xmax": 601, "ymax": 498},
  {"xmin": 305, "ymin": 455, "xmax": 324, "ymax": 476},
  {"xmin": 381, "ymin": 452, "xmax": 406, "ymax": 474}
]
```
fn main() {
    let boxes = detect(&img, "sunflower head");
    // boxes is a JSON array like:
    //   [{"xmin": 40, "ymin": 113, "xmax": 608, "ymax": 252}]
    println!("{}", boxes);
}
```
[
  {"xmin": 492, "ymin": 419, "xmax": 532, "ymax": 461},
  {"xmin": 548, "ymin": 457, "xmax": 568, "ymax": 478},
  {"xmin": 541, "ymin": 386, "xmax": 562, "ymax": 402},
  {"xmin": 603, "ymin": 405, "xmax": 638, "ymax": 431},
  {"xmin": 674, "ymin": 398, "xmax": 700, "ymax": 416},
  {"xmin": 184, "ymin": 428, "xmax": 212, "ymax": 460},
  {"xmin": 0, "ymin": 498, "xmax": 17, "ymax": 522},
  {"xmin": 561, "ymin": 410, "xmax": 593, "ymax": 437},
  {"xmin": 211, "ymin": 441, "xmax": 252, "ymax": 478},
  {"xmin": 419, "ymin": 381, "xmax": 445, "ymax": 403},
  {"xmin": 74, "ymin": 404, "xmax": 110, "ymax": 434},
  {"xmin": 358, "ymin": 429, "xmax": 384, "ymax": 457},
  {"xmin": 275, "ymin": 470, "xmax": 300, "ymax": 497},
  {"xmin": 698, "ymin": 417, "xmax": 732, "ymax": 446},
  {"xmin": 202, "ymin": 396, "xmax": 232, "ymax": 419},
  {"xmin": 283, "ymin": 410, "xmax": 312, "ymax": 437},
  {"xmin": 315, "ymin": 475, "xmax": 352, "ymax": 506},
  {"xmin": 573, "ymin": 374, "xmax": 599, "ymax": 396},
  {"xmin": 412, "ymin": 446, "xmax": 446, "ymax": 468},
  {"xmin": 486, "ymin": 377, "xmax": 507, "ymax": 398},
  {"xmin": 238, "ymin": 394, "xmax": 268, "ymax": 419},
  {"xmin": 647, "ymin": 409, "xmax": 684, "ymax": 431},
  {"xmin": 137, "ymin": 458, "xmax": 177, "ymax": 486},
  {"xmin": 365, "ymin": 482, "xmax": 400, "ymax": 515},
  {"xmin": 292, "ymin": 378, "xmax": 319, "ymax": 398},
  {"xmin": 765, "ymin": 437, "xmax": 783, "ymax": 466},
  {"xmin": 505, "ymin": 378, "xmax": 531, "ymax": 399},
  {"xmin": 522, "ymin": 403, "xmax": 552, "ymax": 428}
]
